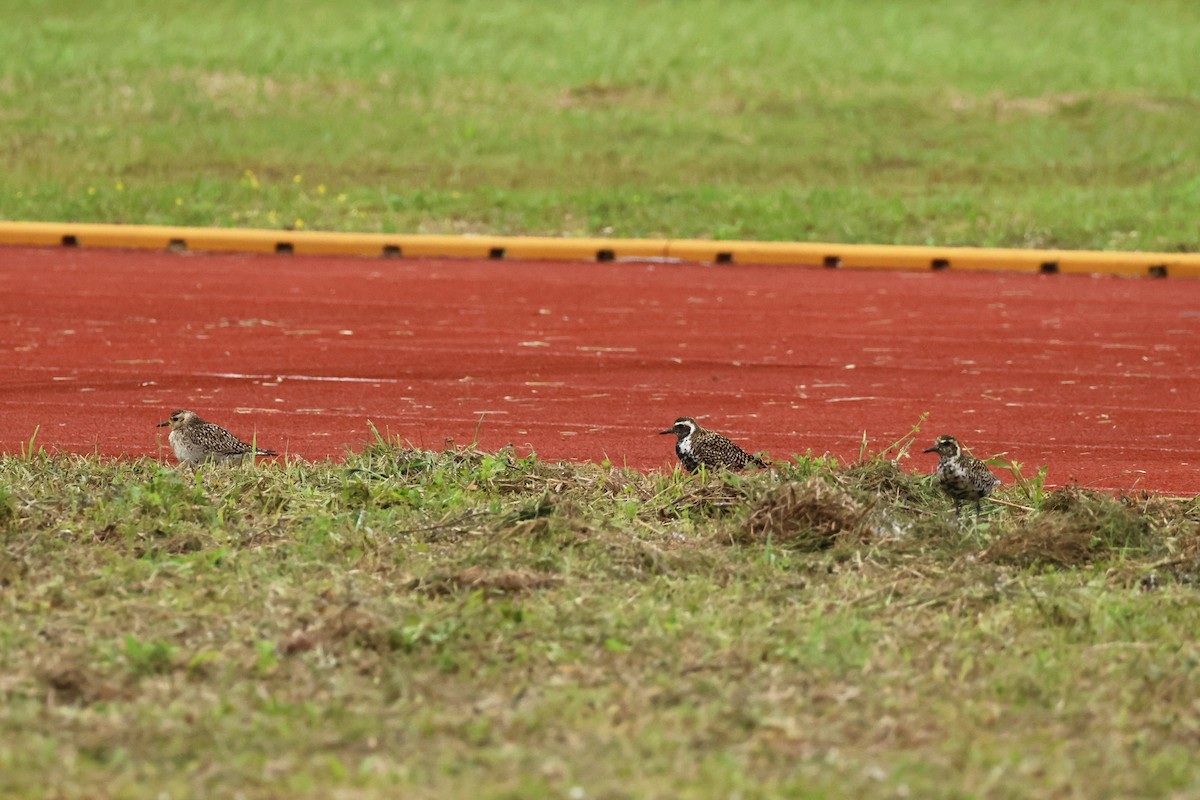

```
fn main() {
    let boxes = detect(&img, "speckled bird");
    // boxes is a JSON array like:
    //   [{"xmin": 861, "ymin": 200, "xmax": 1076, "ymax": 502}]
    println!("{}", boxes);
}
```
[
  {"xmin": 659, "ymin": 416, "xmax": 766, "ymax": 472},
  {"xmin": 157, "ymin": 409, "xmax": 277, "ymax": 464},
  {"xmin": 923, "ymin": 434, "xmax": 1000, "ymax": 517}
]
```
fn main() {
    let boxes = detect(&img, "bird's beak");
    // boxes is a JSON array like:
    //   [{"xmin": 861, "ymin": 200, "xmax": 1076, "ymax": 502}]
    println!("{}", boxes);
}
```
[
  {"xmin": 156, "ymin": 420, "xmax": 171, "ymax": 428},
  {"xmin": 922, "ymin": 446, "xmax": 937, "ymax": 453},
  {"xmin": 659, "ymin": 428, "xmax": 675, "ymax": 435}
]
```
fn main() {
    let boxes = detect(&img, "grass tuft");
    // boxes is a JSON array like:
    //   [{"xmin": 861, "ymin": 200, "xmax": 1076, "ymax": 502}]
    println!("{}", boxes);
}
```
[
  {"xmin": 734, "ymin": 476, "xmax": 872, "ymax": 551},
  {"xmin": 414, "ymin": 566, "xmax": 564, "ymax": 598},
  {"xmin": 985, "ymin": 511, "xmax": 1100, "ymax": 569}
]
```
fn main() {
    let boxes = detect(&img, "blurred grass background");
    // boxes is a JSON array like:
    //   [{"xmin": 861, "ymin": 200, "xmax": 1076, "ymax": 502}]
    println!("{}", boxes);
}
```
[{"xmin": 2, "ymin": 0, "xmax": 1198, "ymax": 247}]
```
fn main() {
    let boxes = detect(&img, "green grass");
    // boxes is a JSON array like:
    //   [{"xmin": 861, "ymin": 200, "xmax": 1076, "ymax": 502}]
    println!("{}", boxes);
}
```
[
  {"xmin": 3, "ymin": 442, "xmax": 1200, "ymax": 798},
  {"xmin": 2, "ymin": 0, "xmax": 1200, "ymax": 248}
]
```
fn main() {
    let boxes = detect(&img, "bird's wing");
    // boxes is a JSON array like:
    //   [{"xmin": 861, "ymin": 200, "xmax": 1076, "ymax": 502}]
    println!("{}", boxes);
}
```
[{"xmin": 203, "ymin": 424, "xmax": 256, "ymax": 455}]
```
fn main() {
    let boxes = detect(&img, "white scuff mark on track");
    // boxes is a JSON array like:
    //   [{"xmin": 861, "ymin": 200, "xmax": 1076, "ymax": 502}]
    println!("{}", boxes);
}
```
[{"xmin": 201, "ymin": 371, "xmax": 403, "ymax": 384}]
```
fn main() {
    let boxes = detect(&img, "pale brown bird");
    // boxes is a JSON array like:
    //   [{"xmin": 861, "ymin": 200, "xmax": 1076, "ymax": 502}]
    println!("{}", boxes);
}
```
[{"xmin": 157, "ymin": 409, "xmax": 277, "ymax": 464}]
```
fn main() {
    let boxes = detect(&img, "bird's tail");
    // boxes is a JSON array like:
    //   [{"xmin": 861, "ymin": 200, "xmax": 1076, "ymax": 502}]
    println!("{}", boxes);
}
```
[{"xmin": 255, "ymin": 448, "xmax": 279, "ymax": 456}]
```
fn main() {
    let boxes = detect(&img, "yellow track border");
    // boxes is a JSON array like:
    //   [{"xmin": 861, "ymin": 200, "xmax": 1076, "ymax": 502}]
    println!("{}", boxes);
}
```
[{"xmin": 2, "ymin": 221, "xmax": 1198, "ymax": 278}]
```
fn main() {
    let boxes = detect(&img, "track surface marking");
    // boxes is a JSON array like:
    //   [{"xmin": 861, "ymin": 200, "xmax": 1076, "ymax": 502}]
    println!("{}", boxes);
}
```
[{"xmin": 1, "ymin": 246, "xmax": 1197, "ymax": 493}]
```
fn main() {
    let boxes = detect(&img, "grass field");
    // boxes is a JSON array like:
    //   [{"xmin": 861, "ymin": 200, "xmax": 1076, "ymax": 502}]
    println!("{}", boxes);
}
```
[
  {"xmin": 3, "ymin": 0, "xmax": 1200, "ymax": 249},
  {"xmin": 3, "ymin": 440, "xmax": 1200, "ymax": 798},
  {"xmin": 2, "ymin": 441, "xmax": 1200, "ymax": 796}
]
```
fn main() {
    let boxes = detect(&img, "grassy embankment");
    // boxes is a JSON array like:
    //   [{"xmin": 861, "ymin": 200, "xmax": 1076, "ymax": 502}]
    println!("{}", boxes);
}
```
[
  {"xmin": 2, "ymin": 432, "xmax": 1199, "ymax": 797},
  {"xmin": 2, "ymin": 0, "xmax": 1199, "ymax": 249}
]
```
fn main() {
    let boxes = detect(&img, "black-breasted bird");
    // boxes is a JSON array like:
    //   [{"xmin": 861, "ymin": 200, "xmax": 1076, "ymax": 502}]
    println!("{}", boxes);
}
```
[
  {"xmin": 157, "ymin": 409, "xmax": 277, "ymax": 464},
  {"xmin": 659, "ymin": 416, "xmax": 766, "ymax": 472},
  {"xmin": 923, "ymin": 434, "xmax": 1000, "ymax": 517}
]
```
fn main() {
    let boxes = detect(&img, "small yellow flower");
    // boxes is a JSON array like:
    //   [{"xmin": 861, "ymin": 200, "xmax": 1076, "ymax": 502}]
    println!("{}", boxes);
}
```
[
  {"xmin": 268, "ymin": 209, "xmax": 278, "ymax": 224},
  {"xmin": 317, "ymin": 184, "xmax": 326, "ymax": 195},
  {"xmin": 294, "ymin": 219, "xmax": 305, "ymax": 229},
  {"xmin": 337, "ymin": 193, "xmax": 347, "ymax": 203},
  {"xmin": 87, "ymin": 186, "xmax": 96, "ymax": 196},
  {"xmin": 115, "ymin": 181, "xmax": 125, "ymax": 191},
  {"xmin": 293, "ymin": 174, "xmax": 302, "ymax": 184},
  {"xmin": 175, "ymin": 197, "xmax": 183, "ymax": 206}
]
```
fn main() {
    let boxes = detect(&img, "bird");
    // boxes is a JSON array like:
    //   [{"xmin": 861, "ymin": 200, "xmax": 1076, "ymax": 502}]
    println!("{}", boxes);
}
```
[
  {"xmin": 659, "ymin": 416, "xmax": 766, "ymax": 472},
  {"xmin": 156, "ymin": 409, "xmax": 277, "ymax": 464},
  {"xmin": 923, "ymin": 434, "xmax": 1000, "ymax": 517}
]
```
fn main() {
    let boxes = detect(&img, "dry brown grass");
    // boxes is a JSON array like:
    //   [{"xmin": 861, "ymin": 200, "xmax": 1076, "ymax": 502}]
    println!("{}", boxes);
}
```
[
  {"xmin": 413, "ymin": 566, "xmax": 565, "ymax": 597},
  {"xmin": 836, "ymin": 459, "xmax": 929, "ymax": 510},
  {"xmin": 731, "ymin": 477, "xmax": 874, "ymax": 551},
  {"xmin": 984, "ymin": 512, "xmax": 1098, "ymax": 568},
  {"xmin": 984, "ymin": 487, "xmax": 1168, "ymax": 569}
]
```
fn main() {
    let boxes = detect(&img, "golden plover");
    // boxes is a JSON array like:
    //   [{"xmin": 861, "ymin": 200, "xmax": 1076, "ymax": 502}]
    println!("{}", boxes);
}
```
[
  {"xmin": 157, "ymin": 409, "xmax": 277, "ymax": 464},
  {"xmin": 923, "ymin": 434, "xmax": 1000, "ymax": 517},
  {"xmin": 660, "ymin": 416, "xmax": 766, "ymax": 472}
]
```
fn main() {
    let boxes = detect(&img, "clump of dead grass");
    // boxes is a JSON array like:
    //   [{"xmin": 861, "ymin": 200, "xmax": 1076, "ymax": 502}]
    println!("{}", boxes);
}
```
[
  {"xmin": 413, "ymin": 566, "xmax": 564, "ymax": 597},
  {"xmin": 1044, "ymin": 487, "xmax": 1156, "ymax": 551},
  {"xmin": 730, "ymin": 477, "xmax": 873, "ymax": 551},
  {"xmin": 836, "ymin": 459, "xmax": 933, "ymax": 509},
  {"xmin": 985, "ymin": 486, "xmax": 1160, "ymax": 568},
  {"xmin": 984, "ymin": 513, "xmax": 1097, "ymax": 568},
  {"xmin": 657, "ymin": 473, "xmax": 751, "ymax": 519},
  {"xmin": 282, "ymin": 603, "xmax": 395, "ymax": 655},
  {"xmin": 36, "ymin": 662, "xmax": 123, "ymax": 707}
]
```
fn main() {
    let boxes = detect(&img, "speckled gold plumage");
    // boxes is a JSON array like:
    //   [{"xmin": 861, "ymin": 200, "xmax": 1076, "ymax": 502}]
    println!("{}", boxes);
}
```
[
  {"xmin": 157, "ymin": 409, "xmax": 277, "ymax": 464},
  {"xmin": 923, "ymin": 434, "xmax": 1000, "ymax": 516},
  {"xmin": 660, "ymin": 416, "xmax": 766, "ymax": 472}
]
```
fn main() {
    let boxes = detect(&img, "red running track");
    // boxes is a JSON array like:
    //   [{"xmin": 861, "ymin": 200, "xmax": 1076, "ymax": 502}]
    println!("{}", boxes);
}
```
[{"xmin": 1, "ymin": 246, "xmax": 1198, "ymax": 494}]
